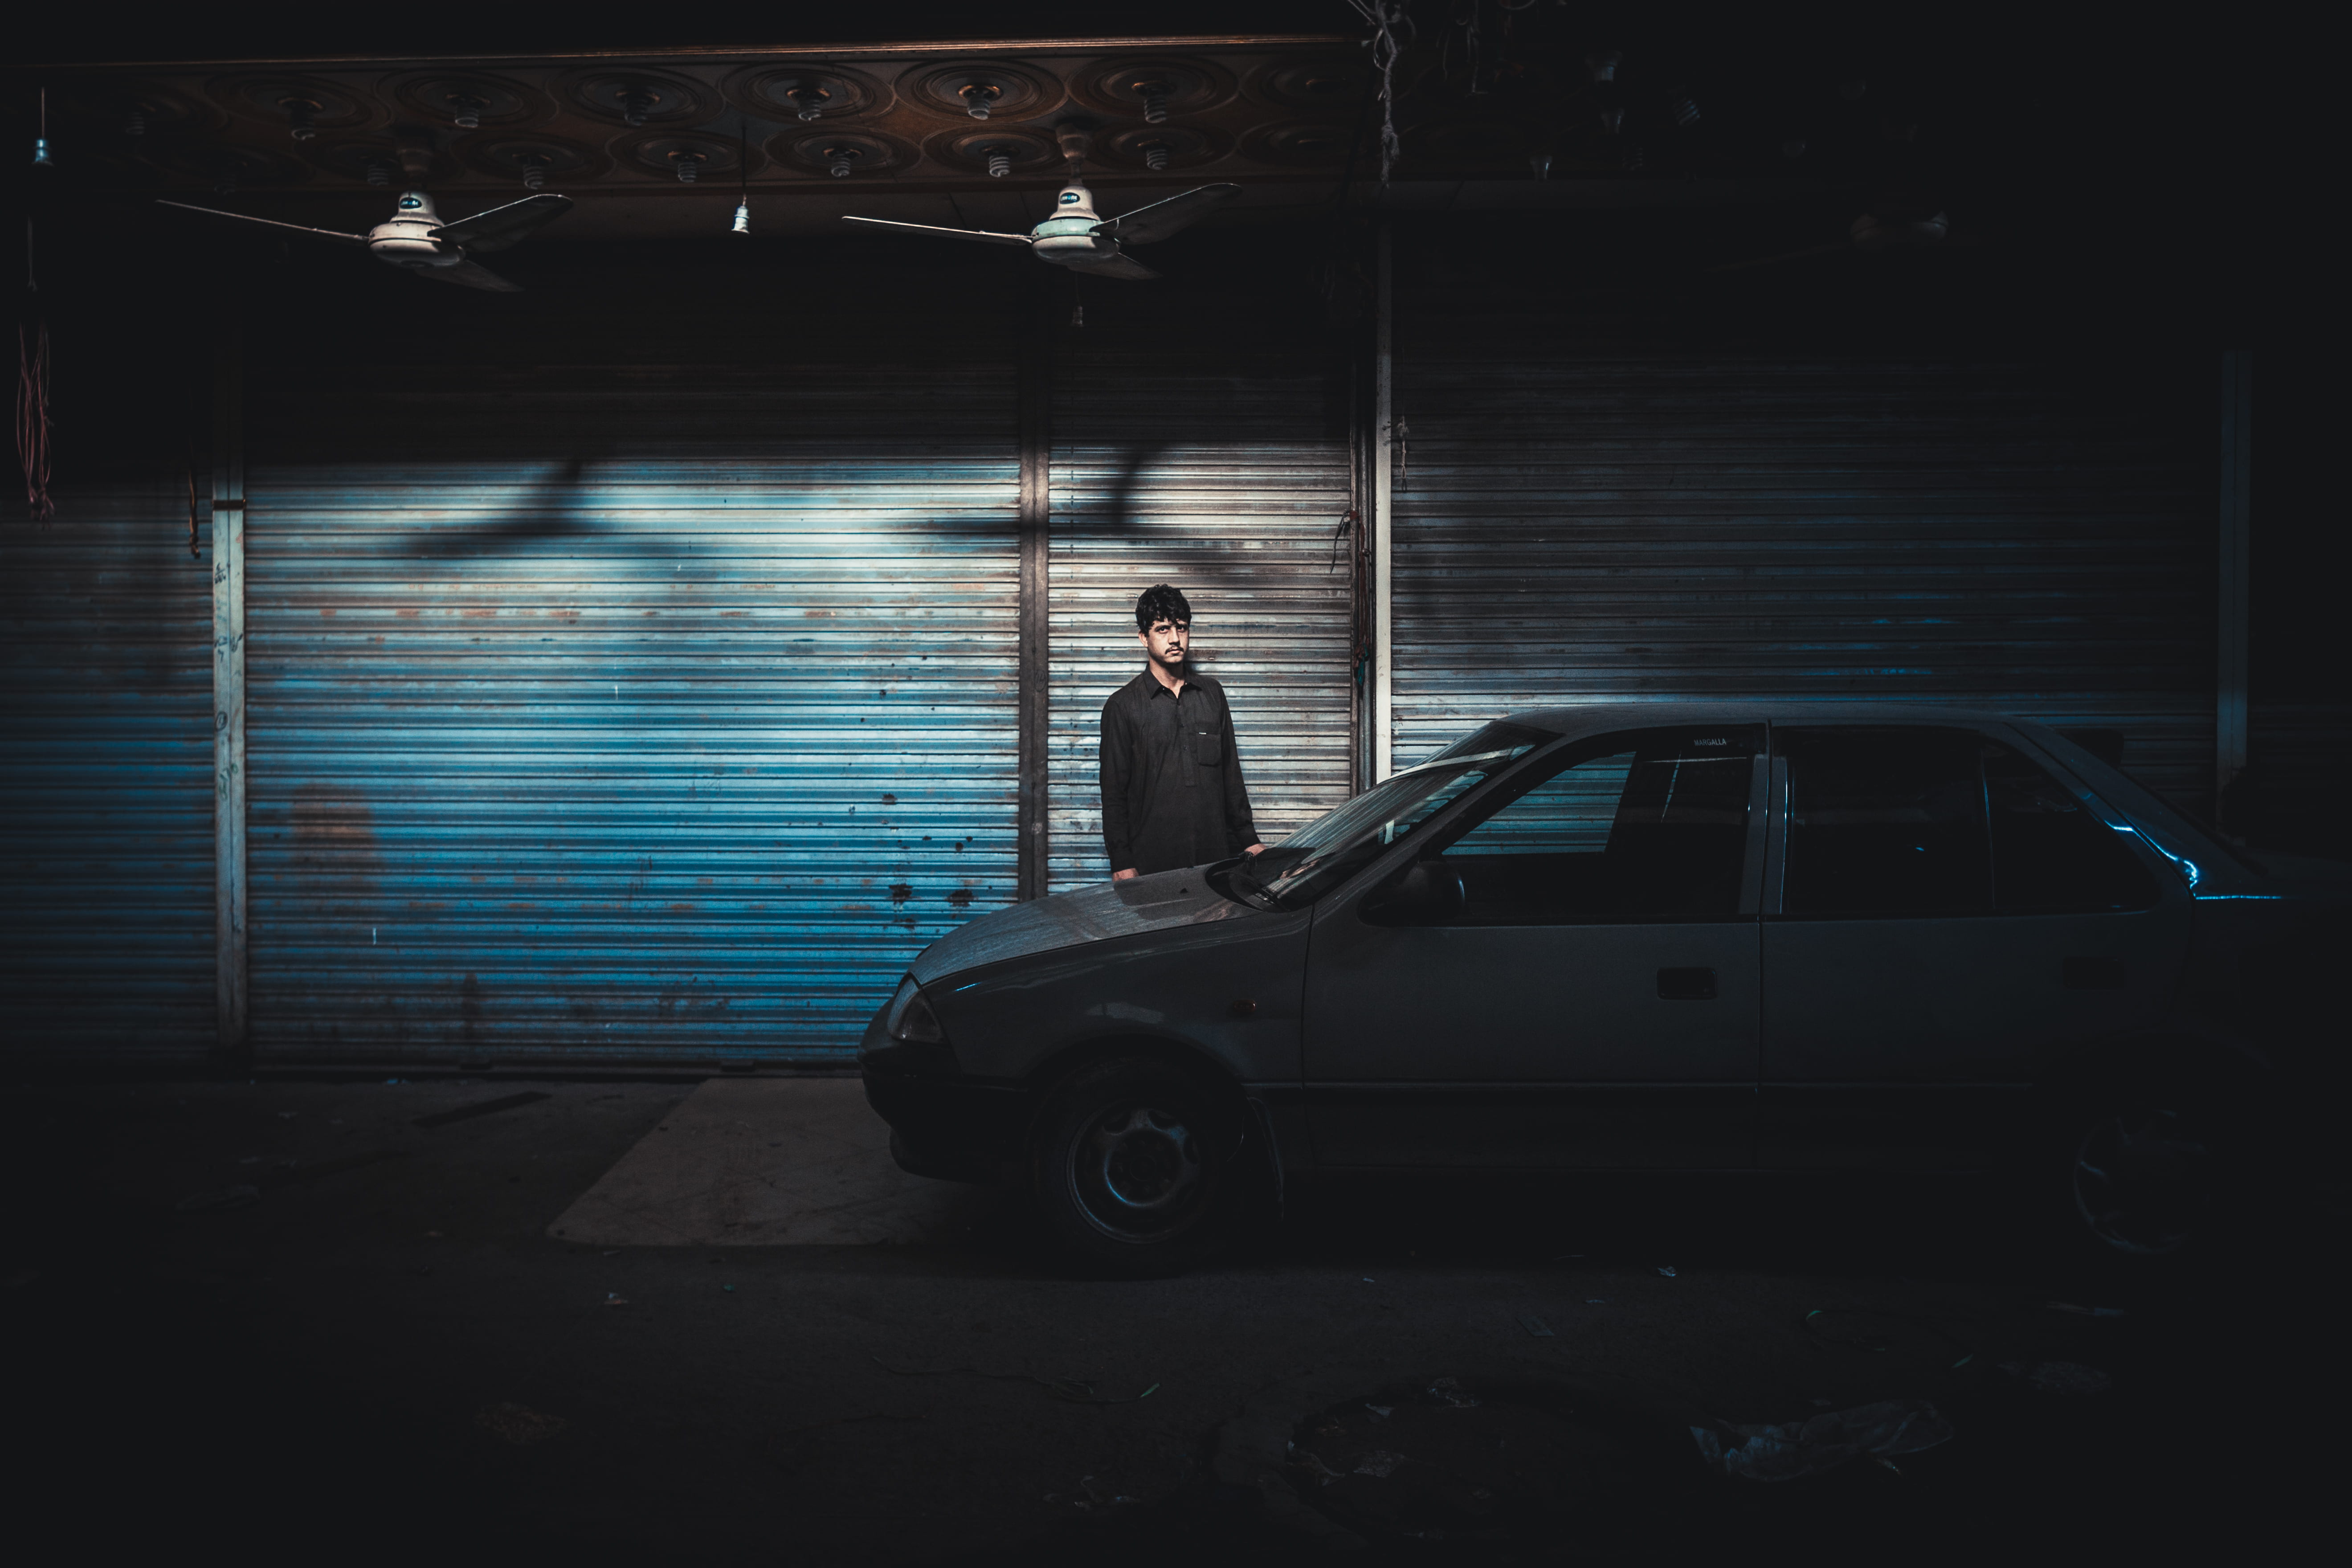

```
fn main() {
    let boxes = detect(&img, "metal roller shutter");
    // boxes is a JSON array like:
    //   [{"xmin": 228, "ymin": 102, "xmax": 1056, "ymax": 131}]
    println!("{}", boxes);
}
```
[
  {"xmin": 1390, "ymin": 293, "xmax": 2214, "ymax": 802},
  {"xmin": 1044, "ymin": 288, "xmax": 1356, "ymax": 892},
  {"xmin": 0, "ymin": 479, "xmax": 216, "ymax": 1061},
  {"xmin": 242, "ymin": 341, "xmax": 1020, "ymax": 1066}
]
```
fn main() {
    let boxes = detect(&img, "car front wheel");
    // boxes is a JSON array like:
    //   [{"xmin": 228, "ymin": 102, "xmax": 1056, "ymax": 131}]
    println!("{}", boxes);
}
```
[{"xmin": 1032, "ymin": 1058, "xmax": 1240, "ymax": 1276}]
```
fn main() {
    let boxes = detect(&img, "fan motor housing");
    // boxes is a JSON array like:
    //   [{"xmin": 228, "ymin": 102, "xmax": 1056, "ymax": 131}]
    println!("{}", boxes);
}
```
[
  {"xmin": 367, "ymin": 193, "xmax": 463, "ymax": 268},
  {"xmin": 1029, "ymin": 216, "xmax": 1113, "ymax": 267}
]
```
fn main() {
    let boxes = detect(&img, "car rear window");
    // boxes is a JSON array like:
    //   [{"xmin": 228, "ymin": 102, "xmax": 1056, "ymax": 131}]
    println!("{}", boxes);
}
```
[{"xmin": 1781, "ymin": 728, "xmax": 2159, "ymax": 918}]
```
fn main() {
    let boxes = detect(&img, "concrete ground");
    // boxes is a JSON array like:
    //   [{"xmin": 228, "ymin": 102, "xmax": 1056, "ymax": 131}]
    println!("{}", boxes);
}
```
[{"xmin": 3, "ymin": 1074, "xmax": 2309, "ymax": 1564}]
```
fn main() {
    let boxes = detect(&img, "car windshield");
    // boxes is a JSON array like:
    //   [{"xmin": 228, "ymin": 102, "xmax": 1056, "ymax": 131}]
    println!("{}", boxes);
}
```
[{"xmin": 1217, "ymin": 722, "xmax": 1551, "ymax": 909}]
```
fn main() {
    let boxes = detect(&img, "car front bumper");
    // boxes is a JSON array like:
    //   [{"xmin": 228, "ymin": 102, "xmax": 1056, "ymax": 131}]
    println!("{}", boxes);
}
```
[{"xmin": 860, "ymin": 1070, "xmax": 1033, "ymax": 1184}]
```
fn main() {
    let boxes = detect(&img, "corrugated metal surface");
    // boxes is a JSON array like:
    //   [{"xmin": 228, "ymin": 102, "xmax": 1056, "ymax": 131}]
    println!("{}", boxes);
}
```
[
  {"xmin": 241, "ymin": 355, "xmax": 1020, "ymax": 1065},
  {"xmin": 2243, "ymin": 701, "xmax": 2352, "ymax": 859},
  {"xmin": 1389, "ymin": 294, "xmax": 2214, "ymax": 803},
  {"xmin": 0, "ymin": 478, "xmax": 216, "ymax": 1060},
  {"xmin": 1045, "ymin": 290, "xmax": 1356, "ymax": 892}
]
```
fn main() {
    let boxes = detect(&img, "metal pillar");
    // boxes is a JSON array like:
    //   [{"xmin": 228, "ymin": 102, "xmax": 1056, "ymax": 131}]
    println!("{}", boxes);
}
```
[
  {"xmin": 2217, "ymin": 351, "xmax": 2250, "ymax": 803},
  {"xmin": 1016, "ymin": 280, "xmax": 1052, "ymax": 899},
  {"xmin": 211, "ymin": 322, "xmax": 249, "ymax": 1059},
  {"xmin": 1372, "ymin": 223, "xmax": 1394, "ymax": 782}
]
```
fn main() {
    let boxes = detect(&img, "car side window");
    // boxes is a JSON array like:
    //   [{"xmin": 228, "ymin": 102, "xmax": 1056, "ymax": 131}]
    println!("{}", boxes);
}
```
[
  {"xmin": 1985, "ymin": 743, "xmax": 2160, "ymax": 912},
  {"xmin": 1388, "ymin": 727, "xmax": 1760, "ymax": 925},
  {"xmin": 1780, "ymin": 728, "xmax": 2162, "ymax": 919},
  {"xmin": 1781, "ymin": 728, "xmax": 1990, "ymax": 917}
]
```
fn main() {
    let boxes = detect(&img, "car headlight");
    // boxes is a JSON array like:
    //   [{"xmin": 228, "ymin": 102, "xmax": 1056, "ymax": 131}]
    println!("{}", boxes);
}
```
[{"xmin": 883, "ymin": 976, "xmax": 947, "ymax": 1045}]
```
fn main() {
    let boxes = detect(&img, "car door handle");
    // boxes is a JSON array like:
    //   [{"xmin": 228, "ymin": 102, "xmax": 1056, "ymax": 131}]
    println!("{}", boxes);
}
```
[{"xmin": 1656, "ymin": 967, "xmax": 1718, "ymax": 1001}]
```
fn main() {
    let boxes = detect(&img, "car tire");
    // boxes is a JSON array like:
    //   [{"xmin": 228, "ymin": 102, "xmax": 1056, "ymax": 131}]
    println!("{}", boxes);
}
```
[
  {"xmin": 2050, "ymin": 1085, "xmax": 2223, "ymax": 1265},
  {"xmin": 1031, "ymin": 1057, "xmax": 1241, "ymax": 1277}
]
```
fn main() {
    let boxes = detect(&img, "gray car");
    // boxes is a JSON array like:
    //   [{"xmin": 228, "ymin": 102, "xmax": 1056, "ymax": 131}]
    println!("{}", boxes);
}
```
[{"xmin": 860, "ymin": 704, "xmax": 2342, "ymax": 1274}]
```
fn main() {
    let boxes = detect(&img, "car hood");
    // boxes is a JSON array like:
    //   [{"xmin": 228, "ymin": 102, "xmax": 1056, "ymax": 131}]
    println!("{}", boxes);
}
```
[{"xmin": 909, "ymin": 866, "xmax": 1260, "ymax": 985}]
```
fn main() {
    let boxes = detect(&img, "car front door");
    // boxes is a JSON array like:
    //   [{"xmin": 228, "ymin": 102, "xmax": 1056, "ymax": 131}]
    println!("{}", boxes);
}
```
[
  {"xmin": 1303, "ymin": 725, "xmax": 1766, "ymax": 1168},
  {"xmin": 1759, "ymin": 726, "xmax": 2192, "ymax": 1169}
]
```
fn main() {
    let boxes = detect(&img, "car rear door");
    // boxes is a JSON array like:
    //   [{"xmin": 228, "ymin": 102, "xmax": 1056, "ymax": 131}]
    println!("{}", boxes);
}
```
[
  {"xmin": 1758, "ymin": 725, "xmax": 2192, "ymax": 1169},
  {"xmin": 1302, "ymin": 725, "xmax": 1766, "ymax": 1168}
]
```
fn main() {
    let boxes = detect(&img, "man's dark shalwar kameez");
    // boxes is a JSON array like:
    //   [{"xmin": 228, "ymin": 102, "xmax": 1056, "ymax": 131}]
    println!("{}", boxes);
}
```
[{"xmin": 1098, "ymin": 669, "xmax": 1259, "ymax": 876}]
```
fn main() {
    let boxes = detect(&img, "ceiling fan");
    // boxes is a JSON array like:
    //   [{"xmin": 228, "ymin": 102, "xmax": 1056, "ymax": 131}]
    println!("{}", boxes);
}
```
[
  {"xmin": 155, "ymin": 188, "xmax": 573, "ymax": 292},
  {"xmin": 841, "ymin": 126, "xmax": 1237, "ymax": 280}
]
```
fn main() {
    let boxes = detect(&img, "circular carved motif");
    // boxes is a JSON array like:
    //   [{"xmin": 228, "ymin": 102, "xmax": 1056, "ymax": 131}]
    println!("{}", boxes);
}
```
[
  {"xmin": 1098, "ymin": 124, "xmax": 1229, "ymax": 170},
  {"xmin": 901, "ymin": 61, "xmax": 1061, "ymax": 122},
  {"xmin": 1070, "ymin": 57, "xmax": 1236, "ymax": 120},
  {"xmin": 392, "ymin": 72, "xmax": 554, "ymax": 132},
  {"xmin": 616, "ymin": 130, "xmax": 754, "ymax": 181},
  {"xmin": 301, "ymin": 136, "xmax": 454, "ymax": 187},
  {"xmin": 61, "ymin": 81, "xmax": 225, "ymax": 140},
  {"xmin": 923, "ymin": 127, "xmax": 1059, "ymax": 176},
  {"xmin": 458, "ymin": 134, "xmax": 608, "ymax": 187},
  {"xmin": 149, "ymin": 142, "xmax": 313, "ymax": 191},
  {"xmin": 1241, "ymin": 122, "xmax": 1356, "ymax": 166},
  {"xmin": 1250, "ymin": 58, "xmax": 1373, "ymax": 111},
  {"xmin": 725, "ymin": 64, "xmax": 891, "ymax": 124},
  {"xmin": 208, "ymin": 74, "xmax": 380, "ymax": 136},
  {"xmin": 558, "ymin": 67, "xmax": 717, "ymax": 128},
  {"xmin": 773, "ymin": 129, "xmax": 918, "ymax": 178}
]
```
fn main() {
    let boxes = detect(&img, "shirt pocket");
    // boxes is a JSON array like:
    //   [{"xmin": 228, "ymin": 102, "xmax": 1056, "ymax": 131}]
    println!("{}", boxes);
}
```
[{"xmin": 1190, "ymin": 723, "xmax": 1223, "ymax": 767}]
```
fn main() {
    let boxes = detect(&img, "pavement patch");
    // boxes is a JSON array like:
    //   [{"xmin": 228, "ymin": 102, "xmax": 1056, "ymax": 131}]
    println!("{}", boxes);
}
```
[{"xmin": 545, "ymin": 1078, "xmax": 995, "ymax": 1246}]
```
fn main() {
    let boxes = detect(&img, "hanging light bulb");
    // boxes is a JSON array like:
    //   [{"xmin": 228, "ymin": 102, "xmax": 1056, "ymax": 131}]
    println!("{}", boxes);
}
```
[{"xmin": 732, "ymin": 198, "xmax": 750, "ymax": 235}]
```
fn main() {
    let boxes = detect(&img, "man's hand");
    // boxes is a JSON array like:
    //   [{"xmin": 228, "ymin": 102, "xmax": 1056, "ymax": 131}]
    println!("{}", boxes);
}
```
[
  {"xmin": 1243, "ymin": 843, "xmax": 1267, "ymax": 856},
  {"xmin": 1113, "ymin": 868, "xmax": 1139, "ymax": 882}
]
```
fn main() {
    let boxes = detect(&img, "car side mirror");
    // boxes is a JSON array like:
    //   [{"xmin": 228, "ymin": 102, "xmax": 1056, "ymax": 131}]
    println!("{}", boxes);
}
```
[{"xmin": 1362, "ymin": 856, "xmax": 1466, "ymax": 927}]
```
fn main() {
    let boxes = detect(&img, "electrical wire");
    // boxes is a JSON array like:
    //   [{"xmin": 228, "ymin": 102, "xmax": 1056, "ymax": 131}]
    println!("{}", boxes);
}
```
[
  {"xmin": 17, "ymin": 316, "xmax": 52, "ymax": 522},
  {"xmin": 732, "ymin": 113, "xmax": 751, "ymax": 234},
  {"xmin": 1346, "ymin": 1, "xmax": 1415, "ymax": 188},
  {"xmin": 19, "ymin": 98, "xmax": 55, "ymax": 524}
]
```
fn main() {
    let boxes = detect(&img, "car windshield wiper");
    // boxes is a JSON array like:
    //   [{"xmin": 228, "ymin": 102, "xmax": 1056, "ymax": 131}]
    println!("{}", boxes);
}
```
[{"xmin": 1209, "ymin": 858, "xmax": 1282, "ymax": 912}]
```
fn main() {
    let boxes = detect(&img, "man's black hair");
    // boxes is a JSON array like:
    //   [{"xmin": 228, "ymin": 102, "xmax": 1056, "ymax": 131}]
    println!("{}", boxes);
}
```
[{"xmin": 1135, "ymin": 583, "xmax": 1192, "ymax": 633}]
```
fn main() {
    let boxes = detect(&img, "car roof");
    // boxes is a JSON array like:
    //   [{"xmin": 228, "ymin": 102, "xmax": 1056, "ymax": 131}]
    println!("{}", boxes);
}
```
[{"xmin": 1498, "ymin": 701, "xmax": 2030, "ymax": 738}]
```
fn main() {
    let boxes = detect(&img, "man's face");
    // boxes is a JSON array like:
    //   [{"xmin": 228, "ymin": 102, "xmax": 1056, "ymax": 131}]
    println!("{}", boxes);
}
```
[{"xmin": 1139, "ymin": 617, "xmax": 1190, "ymax": 670}]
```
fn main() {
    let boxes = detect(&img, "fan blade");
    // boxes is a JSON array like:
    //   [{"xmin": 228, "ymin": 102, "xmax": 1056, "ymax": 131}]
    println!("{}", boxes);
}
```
[
  {"xmin": 1092, "ymin": 184, "xmax": 1241, "ymax": 245},
  {"xmin": 412, "ymin": 258, "xmax": 523, "ymax": 293},
  {"xmin": 1065, "ymin": 252, "xmax": 1161, "ymax": 281},
  {"xmin": 155, "ymin": 200, "xmax": 368, "ymax": 243},
  {"xmin": 841, "ymin": 216, "xmax": 1032, "ymax": 248},
  {"xmin": 430, "ymin": 193, "xmax": 574, "ymax": 254}
]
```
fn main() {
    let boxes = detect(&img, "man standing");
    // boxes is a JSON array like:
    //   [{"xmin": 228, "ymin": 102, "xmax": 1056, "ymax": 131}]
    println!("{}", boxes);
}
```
[{"xmin": 1099, "ymin": 583, "xmax": 1266, "ymax": 882}]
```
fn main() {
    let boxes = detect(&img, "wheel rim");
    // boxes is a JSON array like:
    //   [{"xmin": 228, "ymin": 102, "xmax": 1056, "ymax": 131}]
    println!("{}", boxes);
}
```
[
  {"xmin": 1068, "ymin": 1102, "xmax": 1209, "ymax": 1243},
  {"xmin": 2070, "ymin": 1105, "xmax": 2213, "ymax": 1255}
]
